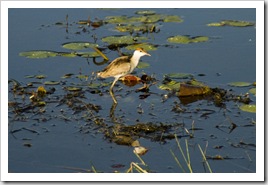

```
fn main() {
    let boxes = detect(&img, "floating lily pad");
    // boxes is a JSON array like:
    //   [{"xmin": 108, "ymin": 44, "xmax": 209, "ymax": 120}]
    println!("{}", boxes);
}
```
[
  {"xmin": 126, "ymin": 43, "xmax": 157, "ymax": 51},
  {"xmin": 222, "ymin": 20, "xmax": 254, "ymax": 27},
  {"xmin": 128, "ymin": 16, "xmax": 147, "ymax": 23},
  {"xmin": 65, "ymin": 87, "xmax": 82, "ymax": 91},
  {"xmin": 35, "ymin": 75, "xmax": 47, "ymax": 79},
  {"xmin": 191, "ymin": 36, "xmax": 209, "ymax": 43},
  {"xmin": 228, "ymin": 81, "xmax": 252, "ymax": 87},
  {"xmin": 61, "ymin": 73, "xmax": 74, "ymax": 78},
  {"xmin": 44, "ymin": 81, "xmax": 60, "ymax": 85},
  {"xmin": 19, "ymin": 51, "xmax": 58, "ymax": 59},
  {"xmin": 163, "ymin": 15, "xmax": 183, "ymax": 23},
  {"xmin": 106, "ymin": 13, "xmax": 179, "ymax": 24},
  {"xmin": 105, "ymin": 15, "xmax": 129, "ymax": 24},
  {"xmin": 115, "ymin": 24, "xmax": 148, "ymax": 32},
  {"xmin": 158, "ymin": 80, "xmax": 181, "ymax": 91},
  {"xmin": 24, "ymin": 75, "xmax": 35, "ymax": 78},
  {"xmin": 58, "ymin": 52, "xmax": 77, "ymax": 57},
  {"xmin": 239, "ymin": 104, "xmax": 256, "ymax": 113},
  {"xmin": 76, "ymin": 75, "xmax": 88, "ymax": 80},
  {"xmin": 207, "ymin": 22, "xmax": 225, "ymax": 27},
  {"xmin": 88, "ymin": 83, "xmax": 101, "ymax": 89},
  {"xmin": 142, "ymin": 14, "xmax": 162, "ymax": 23},
  {"xmin": 249, "ymin": 88, "xmax": 256, "ymax": 95},
  {"xmin": 165, "ymin": 73, "xmax": 194, "ymax": 79},
  {"xmin": 77, "ymin": 20, "xmax": 90, "ymax": 25},
  {"xmin": 62, "ymin": 42, "xmax": 98, "ymax": 50},
  {"xmin": 76, "ymin": 52, "xmax": 101, "ymax": 58},
  {"xmin": 167, "ymin": 35, "xmax": 209, "ymax": 44},
  {"xmin": 207, "ymin": 20, "xmax": 254, "ymax": 27},
  {"xmin": 135, "ymin": 10, "xmax": 156, "ymax": 15},
  {"xmin": 137, "ymin": 62, "xmax": 150, "ymax": 69},
  {"xmin": 102, "ymin": 35, "xmax": 148, "ymax": 45}
]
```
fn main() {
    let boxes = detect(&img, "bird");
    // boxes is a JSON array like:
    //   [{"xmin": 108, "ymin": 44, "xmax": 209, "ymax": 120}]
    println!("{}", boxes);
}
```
[{"xmin": 97, "ymin": 48, "xmax": 151, "ymax": 104}]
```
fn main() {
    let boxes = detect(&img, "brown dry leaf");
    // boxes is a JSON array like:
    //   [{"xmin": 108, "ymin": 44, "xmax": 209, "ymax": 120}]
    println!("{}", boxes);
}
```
[
  {"xmin": 131, "ymin": 140, "xmax": 140, "ymax": 147},
  {"xmin": 120, "ymin": 75, "xmax": 141, "ymax": 87},
  {"xmin": 133, "ymin": 146, "xmax": 148, "ymax": 156}
]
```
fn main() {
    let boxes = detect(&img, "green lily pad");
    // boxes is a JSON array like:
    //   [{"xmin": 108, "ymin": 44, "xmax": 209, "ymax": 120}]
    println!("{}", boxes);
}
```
[
  {"xmin": 61, "ymin": 73, "xmax": 74, "ymax": 79},
  {"xmin": 167, "ymin": 35, "xmax": 190, "ymax": 44},
  {"xmin": 77, "ymin": 20, "xmax": 90, "ymax": 25},
  {"xmin": 165, "ymin": 73, "xmax": 194, "ymax": 79},
  {"xmin": 35, "ymin": 75, "xmax": 47, "ymax": 79},
  {"xmin": 207, "ymin": 20, "xmax": 254, "ymax": 27},
  {"xmin": 19, "ymin": 51, "xmax": 58, "ymax": 59},
  {"xmin": 24, "ymin": 75, "xmax": 35, "ymax": 78},
  {"xmin": 221, "ymin": 20, "xmax": 254, "ymax": 27},
  {"xmin": 191, "ymin": 36, "xmax": 209, "ymax": 43},
  {"xmin": 167, "ymin": 35, "xmax": 209, "ymax": 44},
  {"xmin": 102, "ymin": 35, "xmax": 148, "ymax": 45},
  {"xmin": 88, "ymin": 83, "xmax": 101, "ymax": 88},
  {"xmin": 44, "ymin": 81, "xmax": 60, "ymax": 85},
  {"xmin": 77, "ymin": 52, "xmax": 101, "ymax": 58},
  {"xmin": 135, "ymin": 10, "xmax": 156, "ymax": 15},
  {"xmin": 137, "ymin": 62, "xmax": 150, "ymax": 69},
  {"xmin": 207, "ymin": 22, "xmax": 225, "ymax": 27},
  {"xmin": 126, "ymin": 43, "xmax": 157, "ymax": 51},
  {"xmin": 58, "ymin": 52, "xmax": 77, "ymax": 57},
  {"xmin": 142, "ymin": 14, "xmax": 162, "ymax": 23},
  {"xmin": 76, "ymin": 75, "xmax": 89, "ymax": 80},
  {"xmin": 65, "ymin": 87, "xmax": 82, "ymax": 91},
  {"xmin": 228, "ymin": 82, "xmax": 252, "ymax": 87},
  {"xmin": 239, "ymin": 104, "xmax": 256, "ymax": 113},
  {"xmin": 115, "ymin": 24, "xmax": 148, "ymax": 32},
  {"xmin": 158, "ymin": 80, "xmax": 181, "ymax": 91},
  {"xmin": 106, "ymin": 13, "xmax": 178, "ymax": 24},
  {"xmin": 163, "ymin": 15, "xmax": 183, "ymax": 23},
  {"xmin": 62, "ymin": 42, "xmax": 98, "ymax": 50},
  {"xmin": 128, "ymin": 16, "xmax": 147, "ymax": 23},
  {"xmin": 105, "ymin": 15, "xmax": 129, "ymax": 23},
  {"xmin": 249, "ymin": 88, "xmax": 256, "ymax": 95}
]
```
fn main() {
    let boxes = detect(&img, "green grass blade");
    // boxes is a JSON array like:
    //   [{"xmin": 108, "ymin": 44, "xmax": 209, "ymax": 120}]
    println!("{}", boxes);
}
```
[
  {"xmin": 170, "ymin": 149, "xmax": 186, "ymax": 173},
  {"xmin": 198, "ymin": 144, "xmax": 212, "ymax": 173}
]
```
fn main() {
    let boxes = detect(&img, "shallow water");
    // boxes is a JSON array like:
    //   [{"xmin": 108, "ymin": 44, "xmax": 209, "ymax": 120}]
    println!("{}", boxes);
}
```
[{"xmin": 8, "ymin": 8, "xmax": 256, "ymax": 173}]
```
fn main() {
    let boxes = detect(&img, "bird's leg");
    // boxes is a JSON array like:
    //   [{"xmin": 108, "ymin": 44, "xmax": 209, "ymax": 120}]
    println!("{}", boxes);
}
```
[{"xmin": 109, "ymin": 77, "xmax": 119, "ymax": 104}]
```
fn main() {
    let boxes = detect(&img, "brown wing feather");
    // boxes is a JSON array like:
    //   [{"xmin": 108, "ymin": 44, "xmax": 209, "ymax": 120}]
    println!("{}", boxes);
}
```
[{"xmin": 98, "ymin": 56, "xmax": 132, "ymax": 78}]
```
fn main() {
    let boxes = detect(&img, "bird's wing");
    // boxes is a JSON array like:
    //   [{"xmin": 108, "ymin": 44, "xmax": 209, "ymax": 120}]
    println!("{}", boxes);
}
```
[{"xmin": 99, "ymin": 56, "xmax": 132, "ymax": 78}]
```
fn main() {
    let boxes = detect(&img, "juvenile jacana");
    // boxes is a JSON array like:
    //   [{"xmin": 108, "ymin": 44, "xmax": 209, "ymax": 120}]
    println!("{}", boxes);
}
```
[{"xmin": 97, "ymin": 48, "xmax": 151, "ymax": 104}]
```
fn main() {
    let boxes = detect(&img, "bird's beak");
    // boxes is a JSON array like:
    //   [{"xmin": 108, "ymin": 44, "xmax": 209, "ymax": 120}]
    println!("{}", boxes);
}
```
[{"xmin": 145, "ymin": 53, "xmax": 151, "ymax": 56}]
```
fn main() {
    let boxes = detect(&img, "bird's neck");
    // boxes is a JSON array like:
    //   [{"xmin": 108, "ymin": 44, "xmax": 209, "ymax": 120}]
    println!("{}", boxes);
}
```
[{"xmin": 130, "ymin": 55, "xmax": 141, "ymax": 71}]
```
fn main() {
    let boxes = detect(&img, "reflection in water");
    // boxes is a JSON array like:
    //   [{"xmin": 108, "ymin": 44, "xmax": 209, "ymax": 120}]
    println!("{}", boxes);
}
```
[{"xmin": 109, "ymin": 101, "xmax": 118, "ymax": 122}]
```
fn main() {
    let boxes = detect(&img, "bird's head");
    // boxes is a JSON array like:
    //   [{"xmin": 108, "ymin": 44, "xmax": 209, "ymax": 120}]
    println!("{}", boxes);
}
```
[{"xmin": 133, "ymin": 48, "xmax": 151, "ymax": 57}]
